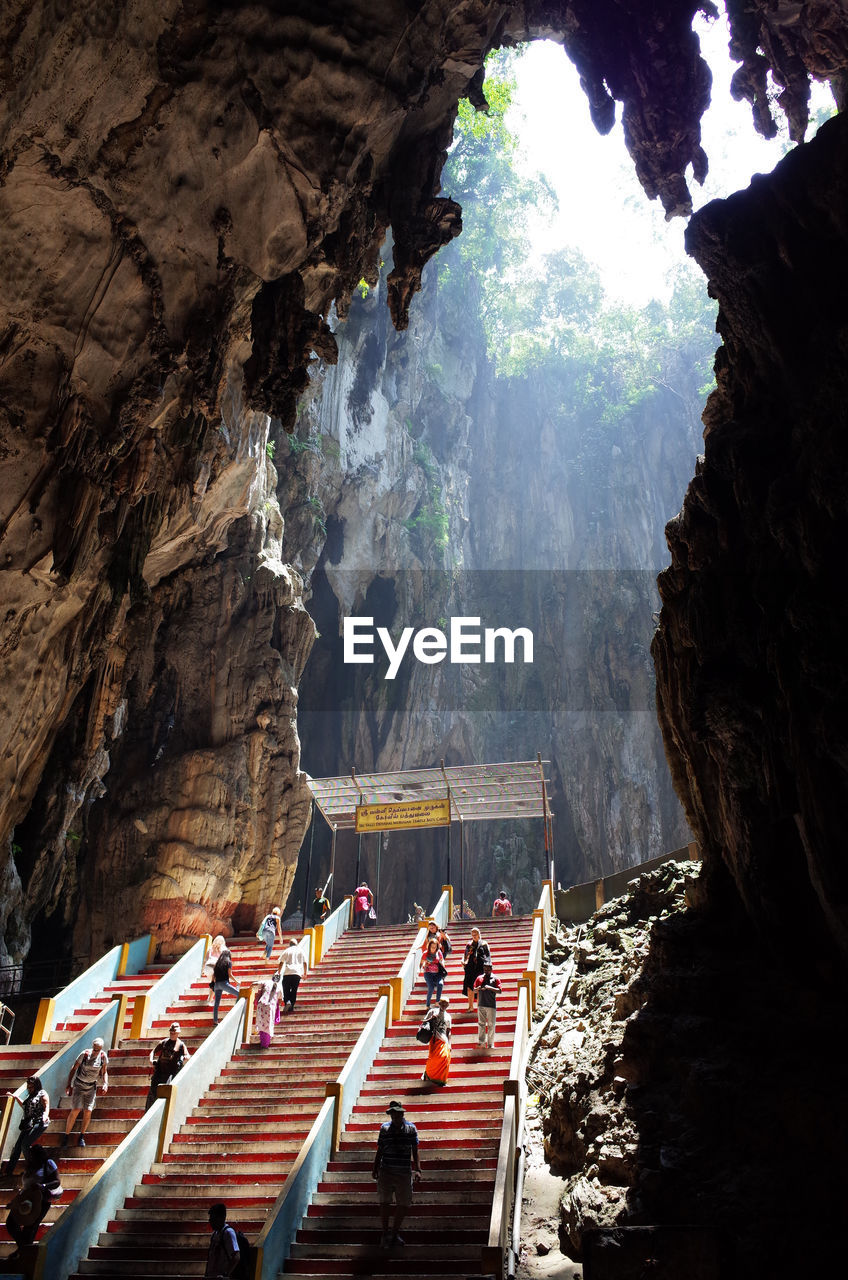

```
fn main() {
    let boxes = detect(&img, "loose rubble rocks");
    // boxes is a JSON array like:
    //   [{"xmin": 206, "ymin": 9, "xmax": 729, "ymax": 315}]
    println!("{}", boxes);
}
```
[{"xmin": 527, "ymin": 859, "xmax": 845, "ymax": 1279}]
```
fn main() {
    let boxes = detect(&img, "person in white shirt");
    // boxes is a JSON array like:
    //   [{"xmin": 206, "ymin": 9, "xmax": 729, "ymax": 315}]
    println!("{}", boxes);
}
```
[{"xmin": 277, "ymin": 937, "xmax": 308, "ymax": 1013}]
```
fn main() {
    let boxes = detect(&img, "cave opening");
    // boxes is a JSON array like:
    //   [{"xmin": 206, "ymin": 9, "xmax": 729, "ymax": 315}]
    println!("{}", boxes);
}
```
[{"xmin": 288, "ymin": 14, "xmax": 836, "ymax": 923}]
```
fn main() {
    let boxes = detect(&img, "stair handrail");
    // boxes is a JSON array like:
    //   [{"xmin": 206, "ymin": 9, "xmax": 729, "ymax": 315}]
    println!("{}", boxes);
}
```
[
  {"xmin": 252, "ymin": 888, "xmax": 451, "ymax": 1279},
  {"xmin": 32, "ymin": 996, "xmax": 248, "ymax": 1280},
  {"xmin": 31, "ymin": 934, "xmax": 153, "ymax": 1043},
  {"xmin": 129, "ymin": 935, "xmax": 210, "ymax": 1038},
  {"xmin": 483, "ymin": 893, "xmax": 550, "ymax": 1280},
  {"xmin": 310, "ymin": 895, "xmax": 352, "ymax": 965},
  {"xmin": 0, "ymin": 998, "xmax": 125, "ymax": 1165}
]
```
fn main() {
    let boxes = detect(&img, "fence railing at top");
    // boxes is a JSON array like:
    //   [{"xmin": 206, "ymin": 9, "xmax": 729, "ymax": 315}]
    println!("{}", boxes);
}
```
[
  {"xmin": 30, "ymin": 934, "xmax": 155, "ymax": 1044},
  {"xmin": 252, "ymin": 887, "xmax": 448, "ymax": 1280},
  {"xmin": 555, "ymin": 842, "xmax": 699, "ymax": 924}
]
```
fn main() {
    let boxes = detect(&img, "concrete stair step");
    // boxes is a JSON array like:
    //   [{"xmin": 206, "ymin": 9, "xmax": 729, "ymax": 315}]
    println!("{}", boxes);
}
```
[
  {"xmin": 310, "ymin": 1190, "xmax": 492, "ymax": 1206},
  {"xmin": 296, "ymin": 1219, "xmax": 489, "ymax": 1236},
  {"xmin": 289, "ymin": 1242, "xmax": 482, "ymax": 1259},
  {"xmin": 76, "ymin": 1262, "xmax": 203, "ymax": 1276},
  {"xmin": 128, "ymin": 1190, "xmax": 277, "ymax": 1206},
  {"xmin": 110, "ymin": 1213, "xmax": 266, "ymax": 1229},
  {"xmin": 142, "ymin": 1170, "xmax": 287, "ymax": 1185},
  {"xmin": 285, "ymin": 1261, "xmax": 474, "ymax": 1275}
]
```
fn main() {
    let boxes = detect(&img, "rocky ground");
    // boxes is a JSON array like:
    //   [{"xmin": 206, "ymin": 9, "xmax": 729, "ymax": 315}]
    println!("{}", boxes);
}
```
[{"xmin": 517, "ymin": 859, "xmax": 844, "ymax": 1279}]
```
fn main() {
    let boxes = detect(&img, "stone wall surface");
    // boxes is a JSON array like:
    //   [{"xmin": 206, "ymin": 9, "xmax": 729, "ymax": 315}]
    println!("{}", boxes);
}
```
[
  {"xmin": 286, "ymin": 262, "xmax": 695, "ymax": 920},
  {"xmin": 653, "ymin": 111, "xmax": 848, "ymax": 971}
]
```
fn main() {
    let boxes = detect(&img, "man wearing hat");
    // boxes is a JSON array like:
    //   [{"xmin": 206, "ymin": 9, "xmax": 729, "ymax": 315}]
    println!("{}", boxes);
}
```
[
  {"xmin": 371, "ymin": 1100, "xmax": 422, "ymax": 1248},
  {"xmin": 473, "ymin": 960, "xmax": 503, "ymax": 1048}
]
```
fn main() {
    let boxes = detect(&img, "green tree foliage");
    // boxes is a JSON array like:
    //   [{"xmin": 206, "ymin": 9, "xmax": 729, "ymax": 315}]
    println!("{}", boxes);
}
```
[
  {"xmin": 439, "ymin": 50, "xmax": 556, "ymax": 333},
  {"xmin": 438, "ymin": 50, "xmax": 717, "ymax": 441}
]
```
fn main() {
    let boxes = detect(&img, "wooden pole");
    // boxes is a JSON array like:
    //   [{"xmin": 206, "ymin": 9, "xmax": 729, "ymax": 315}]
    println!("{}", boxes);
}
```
[
  {"xmin": 459, "ymin": 819, "xmax": 465, "ymax": 922},
  {"xmin": 301, "ymin": 804, "xmax": 316, "ymax": 931},
  {"xmin": 328, "ymin": 824, "xmax": 337, "ymax": 908}
]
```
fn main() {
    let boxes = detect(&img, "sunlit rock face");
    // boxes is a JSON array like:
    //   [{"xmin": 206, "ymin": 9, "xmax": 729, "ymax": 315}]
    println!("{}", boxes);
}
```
[
  {"xmin": 285, "ymin": 266, "xmax": 694, "ymax": 920},
  {"xmin": 1, "ymin": 0, "xmax": 847, "ymax": 973},
  {"xmin": 653, "ymin": 111, "xmax": 848, "ymax": 973}
]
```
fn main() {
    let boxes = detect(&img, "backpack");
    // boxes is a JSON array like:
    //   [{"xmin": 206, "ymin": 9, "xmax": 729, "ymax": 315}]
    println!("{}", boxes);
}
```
[
  {"xmin": 416, "ymin": 1016, "xmax": 434, "ymax": 1044},
  {"xmin": 441, "ymin": 933, "xmax": 452, "ymax": 955},
  {"xmin": 233, "ymin": 1228, "xmax": 254, "ymax": 1279},
  {"xmin": 213, "ymin": 951, "xmax": 231, "ymax": 982}
]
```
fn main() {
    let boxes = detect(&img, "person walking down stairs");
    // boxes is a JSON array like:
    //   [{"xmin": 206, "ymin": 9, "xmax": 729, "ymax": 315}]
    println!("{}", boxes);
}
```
[
  {"xmin": 61, "ymin": 1037, "xmax": 108, "ymax": 1146},
  {"xmin": 371, "ymin": 1100, "xmax": 422, "ymax": 1249},
  {"xmin": 144, "ymin": 1022, "xmax": 190, "ymax": 1110},
  {"xmin": 2, "ymin": 1075, "xmax": 49, "ymax": 1174},
  {"xmin": 420, "ymin": 996, "xmax": 451, "ymax": 1086},
  {"xmin": 462, "ymin": 926, "xmax": 491, "ymax": 1011},
  {"xmin": 473, "ymin": 960, "xmax": 502, "ymax": 1049}
]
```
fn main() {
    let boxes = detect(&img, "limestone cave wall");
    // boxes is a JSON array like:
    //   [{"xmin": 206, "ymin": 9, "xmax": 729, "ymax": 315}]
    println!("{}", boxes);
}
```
[{"xmin": 283, "ymin": 258, "xmax": 694, "ymax": 922}]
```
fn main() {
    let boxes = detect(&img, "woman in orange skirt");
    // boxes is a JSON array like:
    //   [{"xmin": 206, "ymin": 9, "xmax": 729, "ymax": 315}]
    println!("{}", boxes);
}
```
[{"xmin": 422, "ymin": 996, "xmax": 452, "ymax": 1086}]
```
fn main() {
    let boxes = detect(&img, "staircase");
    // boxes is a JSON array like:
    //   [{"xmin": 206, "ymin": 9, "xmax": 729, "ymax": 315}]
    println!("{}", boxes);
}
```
[
  {"xmin": 0, "ymin": 945, "xmax": 206, "ymax": 1260},
  {"xmin": 283, "ymin": 915, "xmax": 534, "ymax": 1278},
  {"xmin": 68, "ymin": 923, "xmax": 420, "ymax": 1278},
  {"xmin": 1, "ymin": 962, "xmax": 168, "ymax": 1260}
]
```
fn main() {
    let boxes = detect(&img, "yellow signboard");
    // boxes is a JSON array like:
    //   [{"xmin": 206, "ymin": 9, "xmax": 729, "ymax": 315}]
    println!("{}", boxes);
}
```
[{"xmin": 355, "ymin": 796, "xmax": 451, "ymax": 833}]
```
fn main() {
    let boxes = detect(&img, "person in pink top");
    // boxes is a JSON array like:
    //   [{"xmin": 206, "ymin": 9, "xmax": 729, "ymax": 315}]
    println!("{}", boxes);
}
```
[
  {"xmin": 353, "ymin": 882, "xmax": 374, "ymax": 930},
  {"xmin": 492, "ymin": 889, "xmax": 512, "ymax": 917}
]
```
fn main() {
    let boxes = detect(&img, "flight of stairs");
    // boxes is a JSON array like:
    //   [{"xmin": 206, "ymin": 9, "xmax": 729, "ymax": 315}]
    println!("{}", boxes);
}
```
[
  {"xmin": 283, "ymin": 915, "xmax": 535, "ymax": 1278},
  {"xmin": 68, "ymin": 923, "xmax": 421, "ymax": 1278},
  {"xmin": 0, "ymin": 955, "xmax": 175, "ymax": 1261},
  {"xmin": 0, "ymin": 941, "xmax": 225, "ymax": 1262}
]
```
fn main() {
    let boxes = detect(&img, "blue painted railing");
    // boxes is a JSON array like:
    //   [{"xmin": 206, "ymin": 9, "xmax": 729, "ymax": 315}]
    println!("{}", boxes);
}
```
[
  {"xmin": 130, "ymin": 936, "xmax": 209, "ymax": 1037},
  {"xmin": 33, "ymin": 935, "xmax": 152, "ymax": 1042},
  {"xmin": 0, "ymin": 1002, "xmax": 121, "ymax": 1164},
  {"xmin": 34, "ymin": 997, "xmax": 246, "ymax": 1280}
]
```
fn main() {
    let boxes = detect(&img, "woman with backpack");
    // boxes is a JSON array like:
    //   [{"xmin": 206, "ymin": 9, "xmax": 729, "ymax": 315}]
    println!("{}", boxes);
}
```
[
  {"xmin": 420, "ymin": 996, "xmax": 452, "ymax": 1086},
  {"xmin": 256, "ymin": 906, "xmax": 282, "ymax": 960},
  {"xmin": 210, "ymin": 946, "xmax": 239, "ymax": 1025},
  {"xmin": 4, "ymin": 1145, "xmax": 62, "ymax": 1260},
  {"xmin": 203, "ymin": 935, "xmax": 227, "ymax": 1005}
]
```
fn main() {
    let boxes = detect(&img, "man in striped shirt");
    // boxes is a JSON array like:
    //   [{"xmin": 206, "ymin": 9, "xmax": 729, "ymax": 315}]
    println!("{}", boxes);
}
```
[{"xmin": 371, "ymin": 1100, "xmax": 422, "ymax": 1248}]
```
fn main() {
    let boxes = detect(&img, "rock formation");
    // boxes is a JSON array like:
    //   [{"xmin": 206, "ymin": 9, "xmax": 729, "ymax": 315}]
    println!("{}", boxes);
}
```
[
  {"xmin": 283, "ymin": 255, "xmax": 696, "ymax": 920},
  {"xmin": 534, "ymin": 861, "xmax": 843, "ymax": 1277}
]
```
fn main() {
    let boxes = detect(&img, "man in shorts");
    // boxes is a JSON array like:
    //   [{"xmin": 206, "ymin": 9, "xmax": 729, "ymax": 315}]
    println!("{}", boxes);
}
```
[
  {"xmin": 145, "ymin": 1021, "xmax": 190, "ymax": 1110},
  {"xmin": 62, "ymin": 1036, "xmax": 109, "ymax": 1146},
  {"xmin": 371, "ymin": 1100, "xmax": 421, "ymax": 1248}
]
